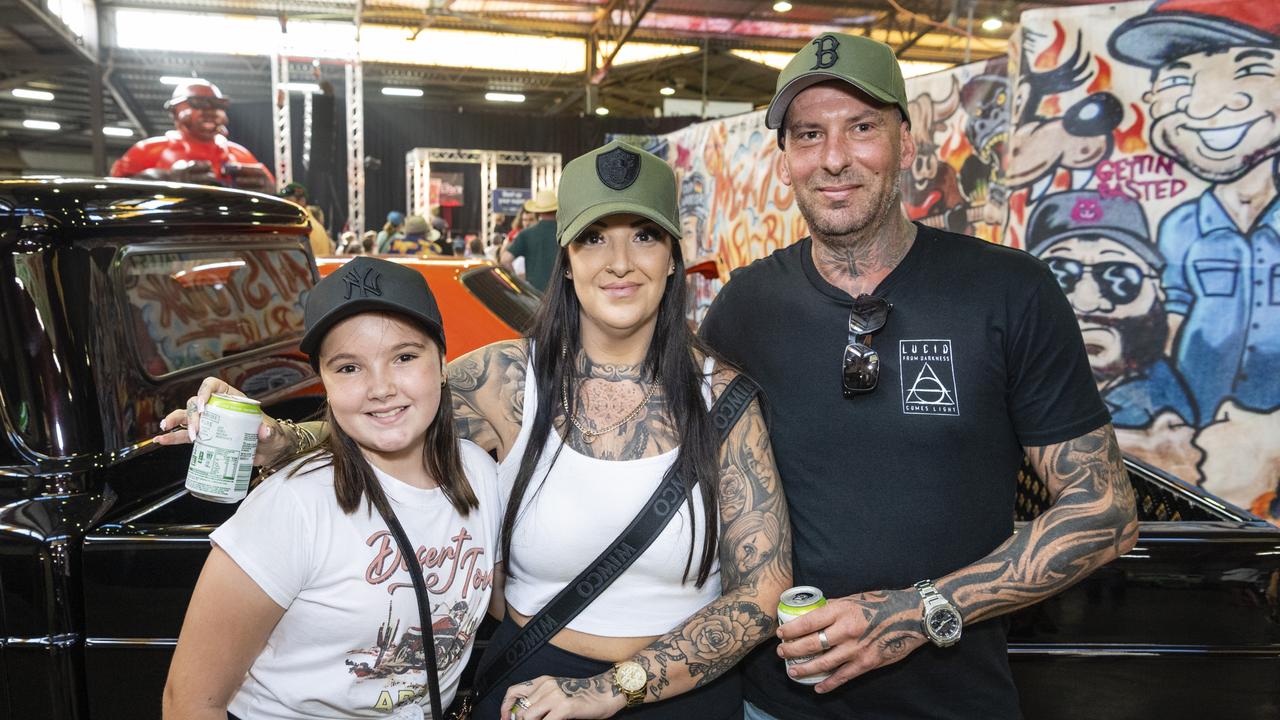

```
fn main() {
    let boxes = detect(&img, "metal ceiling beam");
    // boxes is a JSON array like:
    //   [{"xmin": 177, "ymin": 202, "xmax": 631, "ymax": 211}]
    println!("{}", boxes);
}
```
[
  {"xmin": 13, "ymin": 0, "xmax": 99, "ymax": 64},
  {"xmin": 588, "ymin": 0, "xmax": 658, "ymax": 84}
]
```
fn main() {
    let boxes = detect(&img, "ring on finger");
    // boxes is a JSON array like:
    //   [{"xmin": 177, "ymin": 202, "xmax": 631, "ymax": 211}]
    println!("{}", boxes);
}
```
[
  {"xmin": 514, "ymin": 697, "xmax": 531, "ymax": 711},
  {"xmin": 818, "ymin": 629, "xmax": 831, "ymax": 651}
]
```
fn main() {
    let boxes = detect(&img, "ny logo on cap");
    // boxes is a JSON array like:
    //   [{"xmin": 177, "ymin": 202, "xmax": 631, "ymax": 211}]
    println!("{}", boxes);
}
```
[
  {"xmin": 596, "ymin": 146, "xmax": 641, "ymax": 191},
  {"xmin": 342, "ymin": 266, "xmax": 382, "ymax": 299},
  {"xmin": 811, "ymin": 35, "xmax": 840, "ymax": 70}
]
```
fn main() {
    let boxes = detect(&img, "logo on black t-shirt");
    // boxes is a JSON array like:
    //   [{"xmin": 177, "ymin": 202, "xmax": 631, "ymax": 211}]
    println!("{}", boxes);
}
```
[{"xmin": 900, "ymin": 340, "xmax": 960, "ymax": 416}]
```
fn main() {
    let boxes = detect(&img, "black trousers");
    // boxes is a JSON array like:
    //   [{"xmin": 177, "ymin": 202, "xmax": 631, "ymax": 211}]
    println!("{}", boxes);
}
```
[{"xmin": 473, "ymin": 616, "xmax": 743, "ymax": 720}]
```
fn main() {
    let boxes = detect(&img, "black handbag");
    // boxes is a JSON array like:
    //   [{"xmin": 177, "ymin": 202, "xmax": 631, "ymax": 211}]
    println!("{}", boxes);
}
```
[{"xmin": 468, "ymin": 374, "xmax": 760, "ymax": 705}]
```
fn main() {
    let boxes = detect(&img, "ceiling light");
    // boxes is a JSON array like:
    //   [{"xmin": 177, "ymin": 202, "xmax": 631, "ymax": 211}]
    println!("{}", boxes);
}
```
[
  {"xmin": 484, "ymin": 92, "xmax": 526, "ymax": 103},
  {"xmin": 12, "ymin": 88, "xmax": 55, "ymax": 102},
  {"xmin": 281, "ymin": 82, "xmax": 322, "ymax": 93},
  {"xmin": 23, "ymin": 119, "xmax": 61, "ymax": 131},
  {"xmin": 382, "ymin": 87, "xmax": 424, "ymax": 97},
  {"xmin": 160, "ymin": 76, "xmax": 195, "ymax": 85},
  {"xmin": 981, "ymin": 17, "xmax": 1003, "ymax": 31},
  {"xmin": 773, "ymin": 1, "xmax": 793, "ymax": 12},
  {"xmin": 659, "ymin": 86, "xmax": 676, "ymax": 96},
  {"xmin": 103, "ymin": 126, "xmax": 135, "ymax": 137},
  {"xmin": 594, "ymin": 106, "xmax": 609, "ymax": 116}
]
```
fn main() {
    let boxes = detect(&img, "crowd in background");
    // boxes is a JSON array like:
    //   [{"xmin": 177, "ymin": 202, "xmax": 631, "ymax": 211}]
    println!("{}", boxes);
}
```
[{"xmin": 278, "ymin": 179, "xmax": 560, "ymax": 291}]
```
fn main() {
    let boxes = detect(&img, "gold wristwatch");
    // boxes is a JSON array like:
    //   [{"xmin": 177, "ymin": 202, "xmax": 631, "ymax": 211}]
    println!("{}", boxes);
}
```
[{"xmin": 611, "ymin": 660, "xmax": 647, "ymax": 708}]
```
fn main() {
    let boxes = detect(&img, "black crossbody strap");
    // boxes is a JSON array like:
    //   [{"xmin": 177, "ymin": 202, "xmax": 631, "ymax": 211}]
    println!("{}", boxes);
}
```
[
  {"xmin": 472, "ymin": 374, "xmax": 759, "ymax": 699},
  {"xmin": 380, "ymin": 504, "xmax": 446, "ymax": 720}
]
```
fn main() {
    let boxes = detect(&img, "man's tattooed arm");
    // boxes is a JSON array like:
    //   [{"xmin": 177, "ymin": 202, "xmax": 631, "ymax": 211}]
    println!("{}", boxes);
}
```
[
  {"xmin": 445, "ymin": 340, "xmax": 528, "ymax": 456},
  {"xmin": 777, "ymin": 423, "xmax": 1138, "ymax": 692},
  {"xmin": 627, "ymin": 371, "xmax": 793, "ymax": 703},
  {"xmin": 939, "ymin": 423, "xmax": 1139, "ymax": 621}
]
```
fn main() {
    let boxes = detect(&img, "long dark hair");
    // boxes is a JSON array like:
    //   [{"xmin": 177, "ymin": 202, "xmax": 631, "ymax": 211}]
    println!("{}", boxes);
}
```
[
  {"xmin": 282, "ymin": 323, "xmax": 478, "ymax": 518},
  {"xmin": 499, "ymin": 230, "xmax": 721, "ymax": 586}
]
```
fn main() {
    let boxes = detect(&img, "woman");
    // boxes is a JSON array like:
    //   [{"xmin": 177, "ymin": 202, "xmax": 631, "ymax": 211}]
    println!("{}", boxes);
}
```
[
  {"xmin": 161, "ymin": 258, "xmax": 503, "ymax": 719},
  {"xmin": 166, "ymin": 141, "xmax": 792, "ymax": 718}
]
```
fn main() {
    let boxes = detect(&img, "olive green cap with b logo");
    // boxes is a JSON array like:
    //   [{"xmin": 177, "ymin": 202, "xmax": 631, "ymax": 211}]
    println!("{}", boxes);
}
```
[
  {"xmin": 556, "ymin": 140, "xmax": 682, "ymax": 246},
  {"xmin": 765, "ymin": 32, "xmax": 911, "ymax": 131}
]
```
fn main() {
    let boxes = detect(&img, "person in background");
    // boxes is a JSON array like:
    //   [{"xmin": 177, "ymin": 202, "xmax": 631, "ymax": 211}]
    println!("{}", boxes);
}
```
[
  {"xmin": 282, "ymin": 182, "xmax": 308, "ymax": 207},
  {"xmin": 336, "ymin": 231, "xmax": 359, "ymax": 255},
  {"xmin": 305, "ymin": 205, "xmax": 334, "ymax": 256},
  {"xmin": 388, "ymin": 215, "xmax": 435, "ymax": 256},
  {"xmin": 429, "ymin": 205, "xmax": 450, "ymax": 244},
  {"xmin": 360, "ymin": 230, "xmax": 377, "ymax": 255},
  {"xmin": 501, "ymin": 190, "xmax": 558, "ymax": 291},
  {"xmin": 375, "ymin": 211, "xmax": 406, "ymax": 254}
]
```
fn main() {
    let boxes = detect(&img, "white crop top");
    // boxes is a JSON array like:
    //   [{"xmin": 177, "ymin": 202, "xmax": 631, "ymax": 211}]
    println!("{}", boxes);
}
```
[{"xmin": 499, "ymin": 347, "xmax": 721, "ymax": 636}]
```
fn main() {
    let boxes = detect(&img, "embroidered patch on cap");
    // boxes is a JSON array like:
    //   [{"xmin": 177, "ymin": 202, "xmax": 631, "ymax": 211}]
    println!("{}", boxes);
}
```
[
  {"xmin": 596, "ymin": 146, "xmax": 641, "ymax": 190},
  {"xmin": 811, "ymin": 34, "xmax": 840, "ymax": 70}
]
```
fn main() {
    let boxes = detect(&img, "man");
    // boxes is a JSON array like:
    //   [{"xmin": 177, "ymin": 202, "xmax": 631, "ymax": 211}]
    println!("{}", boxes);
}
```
[
  {"xmin": 376, "ymin": 210, "xmax": 406, "ymax": 254},
  {"xmin": 501, "ymin": 189, "xmax": 558, "ymax": 291},
  {"xmin": 1108, "ymin": 0, "xmax": 1280, "ymax": 424},
  {"xmin": 387, "ymin": 215, "xmax": 436, "ymax": 256},
  {"xmin": 111, "ymin": 79, "xmax": 273, "ymax": 192},
  {"xmin": 699, "ymin": 33, "xmax": 1138, "ymax": 719},
  {"xmin": 1027, "ymin": 190, "xmax": 1201, "ymax": 481}
]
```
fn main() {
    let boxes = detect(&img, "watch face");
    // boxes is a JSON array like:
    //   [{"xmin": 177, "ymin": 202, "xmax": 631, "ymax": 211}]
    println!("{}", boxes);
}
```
[
  {"xmin": 616, "ymin": 661, "xmax": 647, "ymax": 692},
  {"xmin": 929, "ymin": 608, "xmax": 961, "ymax": 640}
]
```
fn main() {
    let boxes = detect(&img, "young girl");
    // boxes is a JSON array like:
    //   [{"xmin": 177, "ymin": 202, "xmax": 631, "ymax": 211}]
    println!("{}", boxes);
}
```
[{"xmin": 161, "ymin": 257, "xmax": 503, "ymax": 719}]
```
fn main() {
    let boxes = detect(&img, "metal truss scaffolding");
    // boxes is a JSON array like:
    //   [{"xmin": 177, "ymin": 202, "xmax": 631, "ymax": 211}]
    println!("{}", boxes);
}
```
[
  {"xmin": 405, "ymin": 149, "xmax": 562, "ymax": 243},
  {"xmin": 345, "ymin": 59, "xmax": 365, "ymax": 235},
  {"xmin": 269, "ymin": 53, "xmax": 292, "ymax": 188},
  {"xmin": 269, "ymin": 53, "xmax": 366, "ymax": 236}
]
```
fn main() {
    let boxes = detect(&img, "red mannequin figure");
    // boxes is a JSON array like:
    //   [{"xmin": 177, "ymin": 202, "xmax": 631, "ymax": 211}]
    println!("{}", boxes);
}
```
[{"xmin": 111, "ymin": 80, "xmax": 274, "ymax": 192}]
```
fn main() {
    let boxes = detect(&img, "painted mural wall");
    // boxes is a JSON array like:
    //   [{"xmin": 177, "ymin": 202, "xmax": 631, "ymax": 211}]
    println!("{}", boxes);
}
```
[
  {"xmin": 1006, "ymin": 0, "xmax": 1279, "ymax": 522},
  {"xmin": 639, "ymin": 0, "xmax": 1278, "ymax": 522}
]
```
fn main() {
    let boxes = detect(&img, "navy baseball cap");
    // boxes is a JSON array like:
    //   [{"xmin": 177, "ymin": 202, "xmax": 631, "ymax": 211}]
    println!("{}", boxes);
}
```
[{"xmin": 300, "ymin": 256, "xmax": 445, "ymax": 365}]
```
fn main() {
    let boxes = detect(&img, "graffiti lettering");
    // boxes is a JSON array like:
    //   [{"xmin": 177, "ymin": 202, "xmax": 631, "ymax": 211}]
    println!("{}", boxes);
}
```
[{"xmin": 1096, "ymin": 153, "xmax": 1187, "ymax": 201}]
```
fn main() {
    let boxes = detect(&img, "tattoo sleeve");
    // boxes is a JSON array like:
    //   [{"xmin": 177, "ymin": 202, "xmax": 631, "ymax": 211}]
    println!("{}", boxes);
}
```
[
  {"xmin": 938, "ymin": 423, "xmax": 1139, "ymax": 624},
  {"xmin": 630, "ymin": 374, "xmax": 793, "ymax": 703},
  {"xmin": 445, "ymin": 340, "xmax": 528, "ymax": 456}
]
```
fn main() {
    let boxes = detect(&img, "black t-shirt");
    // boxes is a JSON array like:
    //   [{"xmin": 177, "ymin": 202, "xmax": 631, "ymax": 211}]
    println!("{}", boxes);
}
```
[{"xmin": 700, "ymin": 225, "xmax": 1109, "ymax": 720}]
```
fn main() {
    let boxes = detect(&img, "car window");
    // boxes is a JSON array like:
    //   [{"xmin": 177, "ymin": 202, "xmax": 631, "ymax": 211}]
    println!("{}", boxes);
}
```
[
  {"xmin": 121, "ymin": 247, "xmax": 312, "ymax": 378},
  {"xmin": 460, "ymin": 265, "xmax": 541, "ymax": 334}
]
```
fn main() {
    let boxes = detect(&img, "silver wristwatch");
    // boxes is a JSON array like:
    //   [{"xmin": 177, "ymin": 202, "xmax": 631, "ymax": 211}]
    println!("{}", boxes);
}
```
[{"xmin": 913, "ymin": 580, "xmax": 962, "ymax": 647}]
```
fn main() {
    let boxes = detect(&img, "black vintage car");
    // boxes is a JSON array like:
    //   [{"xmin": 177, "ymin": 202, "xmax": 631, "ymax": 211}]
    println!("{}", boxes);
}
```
[{"xmin": 0, "ymin": 179, "xmax": 1277, "ymax": 719}]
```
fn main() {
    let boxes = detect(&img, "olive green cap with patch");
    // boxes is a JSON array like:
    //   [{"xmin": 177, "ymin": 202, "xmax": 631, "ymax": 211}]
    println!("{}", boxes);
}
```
[
  {"xmin": 766, "ymin": 32, "xmax": 911, "ymax": 131},
  {"xmin": 556, "ymin": 140, "xmax": 682, "ymax": 246}
]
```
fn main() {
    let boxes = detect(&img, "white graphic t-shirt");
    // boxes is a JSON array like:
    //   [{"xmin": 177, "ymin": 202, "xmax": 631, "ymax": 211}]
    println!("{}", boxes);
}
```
[{"xmin": 210, "ymin": 440, "xmax": 501, "ymax": 719}]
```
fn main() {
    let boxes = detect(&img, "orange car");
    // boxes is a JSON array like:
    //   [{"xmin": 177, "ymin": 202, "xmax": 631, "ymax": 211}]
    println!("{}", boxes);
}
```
[{"xmin": 316, "ymin": 256, "xmax": 540, "ymax": 360}]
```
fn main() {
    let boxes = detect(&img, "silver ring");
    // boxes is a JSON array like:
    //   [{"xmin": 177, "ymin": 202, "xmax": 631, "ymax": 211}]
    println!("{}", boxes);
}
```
[
  {"xmin": 818, "ymin": 629, "xmax": 831, "ymax": 651},
  {"xmin": 514, "ymin": 696, "xmax": 532, "ymax": 711}
]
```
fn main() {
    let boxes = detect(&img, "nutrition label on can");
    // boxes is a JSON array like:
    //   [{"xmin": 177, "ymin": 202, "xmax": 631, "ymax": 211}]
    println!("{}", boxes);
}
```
[{"xmin": 186, "ymin": 429, "xmax": 256, "ymax": 498}]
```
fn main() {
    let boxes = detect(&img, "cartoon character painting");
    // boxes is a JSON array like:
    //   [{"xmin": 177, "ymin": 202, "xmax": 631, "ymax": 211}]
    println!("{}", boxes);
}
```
[{"xmin": 1109, "ymin": 0, "xmax": 1280, "ymax": 425}]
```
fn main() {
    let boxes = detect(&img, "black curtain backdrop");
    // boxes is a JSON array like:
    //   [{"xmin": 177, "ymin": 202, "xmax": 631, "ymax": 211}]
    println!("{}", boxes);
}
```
[{"xmin": 224, "ymin": 95, "xmax": 698, "ymax": 237}]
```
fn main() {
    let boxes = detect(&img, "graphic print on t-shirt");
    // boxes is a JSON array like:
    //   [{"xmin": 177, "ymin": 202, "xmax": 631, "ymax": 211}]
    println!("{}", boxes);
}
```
[
  {"xmin": 900, "ymin": 340, "xmax": 960, "ymax": 416},
  {"xmin": 344, "ymin": 525, "xmax": 493, "ymax": 712}
]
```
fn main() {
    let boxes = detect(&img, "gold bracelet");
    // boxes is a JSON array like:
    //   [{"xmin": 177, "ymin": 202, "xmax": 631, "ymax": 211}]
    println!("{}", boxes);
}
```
[{"xmin": 276, "ymin": 418, "xmax": 317, "ymax": 454}]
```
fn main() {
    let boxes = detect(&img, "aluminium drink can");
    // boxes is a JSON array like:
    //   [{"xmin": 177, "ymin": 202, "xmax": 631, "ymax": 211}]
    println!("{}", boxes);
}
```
[
  {"xmin": 185, "ymin": 393, "xmax": 262, "ymax": 503},
  {"xmin": 777, "ymin": 585, "xmax": 832, "ymax": 685}
]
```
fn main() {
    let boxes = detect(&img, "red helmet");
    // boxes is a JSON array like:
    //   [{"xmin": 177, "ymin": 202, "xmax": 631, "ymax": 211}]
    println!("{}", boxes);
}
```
[{"xmin": 164, "ymin": 80, "xmax": 230, "ymax": 111}]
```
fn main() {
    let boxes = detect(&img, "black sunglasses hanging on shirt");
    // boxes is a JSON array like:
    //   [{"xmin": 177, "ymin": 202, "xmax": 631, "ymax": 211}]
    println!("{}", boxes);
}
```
[{"xmin": 842, "ymin": 294, "xmax": 892, "ymax": 398}]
